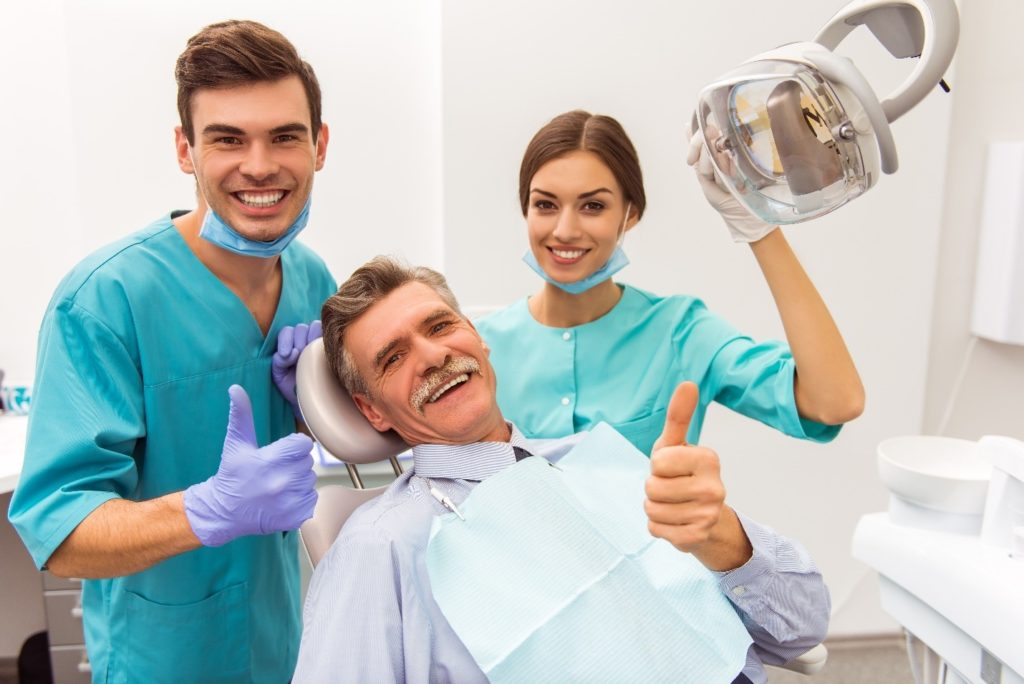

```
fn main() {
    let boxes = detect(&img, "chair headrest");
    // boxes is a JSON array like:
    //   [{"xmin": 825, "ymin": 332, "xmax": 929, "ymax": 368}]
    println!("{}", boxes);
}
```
[{"xmin": 296, "ymin": 338, "xmax": 409, "ymax": 464}]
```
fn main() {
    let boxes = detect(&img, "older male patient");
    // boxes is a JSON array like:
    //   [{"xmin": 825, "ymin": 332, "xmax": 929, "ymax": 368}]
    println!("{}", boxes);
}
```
[{"xmin": 293, "ymin": 257, "xmax": 829, "ymax": 683}]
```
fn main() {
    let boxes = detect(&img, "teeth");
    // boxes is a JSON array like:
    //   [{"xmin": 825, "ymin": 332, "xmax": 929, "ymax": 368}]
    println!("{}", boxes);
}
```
[
  {"xmin": 552, "ymin": 248, "xmax": 586, "ymax": 259},
  {"xmin": 236, "ymin": 191, "xmax": 284, "ymax": 208},
  {"xmin": 429, "ymin": 374, "xmax": 469, "ymax": 403}
]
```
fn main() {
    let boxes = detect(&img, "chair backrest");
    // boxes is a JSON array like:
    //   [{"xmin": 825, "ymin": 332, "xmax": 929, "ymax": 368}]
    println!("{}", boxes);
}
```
[
  {"xmin": 296, "ymin": 338, "xmax": 408, "ymax": 464},
  {"xmin": 300, "ymin": 484, "xmax": 390, "ymax": 567},
  {"xmin": 295, "ymin": 339, "xmax": 410, "ymax": 566}
]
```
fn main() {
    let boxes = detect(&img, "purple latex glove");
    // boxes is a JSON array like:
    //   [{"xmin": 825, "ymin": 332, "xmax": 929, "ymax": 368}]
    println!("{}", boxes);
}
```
[
  {"xmin": 184, "ymin": 384, "xmax": 317, "ymax": 547},
  {"xmin": 272, "ymin": 320, "xmax": 323, "ymax": 419}
]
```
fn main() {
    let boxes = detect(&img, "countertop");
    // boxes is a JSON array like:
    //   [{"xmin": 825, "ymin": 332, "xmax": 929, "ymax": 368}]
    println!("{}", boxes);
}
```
[{"xmin": 0, "ymin": 415, "xmax": 28, "ymax": 493}]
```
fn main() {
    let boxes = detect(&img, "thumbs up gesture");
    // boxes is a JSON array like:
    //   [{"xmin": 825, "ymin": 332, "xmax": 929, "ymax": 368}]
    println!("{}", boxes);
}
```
[
  {"xmin": 185, "ymin": 385, "xmax": 318, "ymax": 547},
  {"xmin": 645, "ymin": 382, "xmax": 752, "ymax": 571}
]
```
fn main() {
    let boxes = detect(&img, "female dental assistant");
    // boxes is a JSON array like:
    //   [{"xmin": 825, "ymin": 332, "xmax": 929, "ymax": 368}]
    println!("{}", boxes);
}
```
[{"xmin": 475, "ymin": 110, "xmax": 864, "ymax": 456}]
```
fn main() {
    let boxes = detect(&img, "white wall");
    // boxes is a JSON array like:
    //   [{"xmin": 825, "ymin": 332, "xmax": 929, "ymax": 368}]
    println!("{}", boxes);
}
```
[
  {"xmin": 0, "ymin": 0, "xmax": 981, "ymax": 656},
  {"xmin": 441, "ymin": 0, "xmax": 953, "ymax": 635},
  {"xmin": 922, "ymin": 0, "xmax": 1024, "ymax": 442}
]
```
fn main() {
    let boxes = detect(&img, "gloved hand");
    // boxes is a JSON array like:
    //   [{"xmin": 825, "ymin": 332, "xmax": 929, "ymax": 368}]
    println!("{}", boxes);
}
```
[
  {"xmin": 272, "ymin": 320, "xmax": 322, "ymax": 419},
  {"xmin": 184, "ymin": 384, "xmax": 317, "ymax": 547},
  {"xmin": 687, "ymin": 129, "xmax": 778, "ymax": 244}
]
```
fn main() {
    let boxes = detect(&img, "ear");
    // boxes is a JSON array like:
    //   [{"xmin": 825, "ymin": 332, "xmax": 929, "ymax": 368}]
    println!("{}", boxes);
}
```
[
  {"xmin": 351, "ymin": 392, "xmax": 393, "ymax": 433},
  {"xmin": 175, "ymin": 126, "xmax": 195, "ymax": 174},
  {"xmin": 314, "ymin": 122, "xmax": 330, "ymax": 171}
]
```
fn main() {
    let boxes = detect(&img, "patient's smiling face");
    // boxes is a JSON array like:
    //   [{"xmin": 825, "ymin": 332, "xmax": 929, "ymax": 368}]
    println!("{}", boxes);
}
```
[{"xmin": 346, "ymin": 282, "xmax": 508, "ymax": 446}]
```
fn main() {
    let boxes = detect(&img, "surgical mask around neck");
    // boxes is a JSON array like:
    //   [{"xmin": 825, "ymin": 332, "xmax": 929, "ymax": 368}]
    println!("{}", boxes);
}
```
[
  {"xmin": 523, "ymin": 203, "xmax": 632, "ymax": 295},
  {"xmin": 189, "ymin": 148, "xmax": 312, "ymax": 258}
]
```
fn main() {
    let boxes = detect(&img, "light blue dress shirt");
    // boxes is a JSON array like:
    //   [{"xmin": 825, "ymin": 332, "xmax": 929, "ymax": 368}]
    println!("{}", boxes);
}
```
[
  {"xmin": 293, "ymin": 426, "xmax": 829, "ymax": 683},
  {"xmin": 8, "ymin": 215, "xmax": 336, "ymax": 683},
  {"xmin": 475, "ymin": 284, "xmax": 842, "ymax": 456}
]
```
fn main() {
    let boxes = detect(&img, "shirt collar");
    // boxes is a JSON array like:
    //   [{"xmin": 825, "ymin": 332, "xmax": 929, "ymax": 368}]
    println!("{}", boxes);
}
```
[{"xmin": 411, "ymin": 423, "xmax": 533, "ymax": 481}]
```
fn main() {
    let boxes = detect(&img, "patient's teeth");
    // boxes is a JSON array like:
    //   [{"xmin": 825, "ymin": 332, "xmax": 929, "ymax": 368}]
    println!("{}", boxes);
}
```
[{"xmin": 429, "ymin": 374, "xmax": 469, "ymax": 403}]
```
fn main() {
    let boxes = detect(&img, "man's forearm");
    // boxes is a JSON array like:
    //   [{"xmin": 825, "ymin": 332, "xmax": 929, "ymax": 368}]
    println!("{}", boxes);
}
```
[{"xmin": 46, "ymin": 493, "xmax": 202, "ymax": 578}]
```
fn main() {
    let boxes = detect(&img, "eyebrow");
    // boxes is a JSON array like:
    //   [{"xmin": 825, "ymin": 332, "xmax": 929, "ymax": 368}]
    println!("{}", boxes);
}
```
[
  {"xmin": 202, "ymin": 124, "xmax": 246, "ymax": 137},
  {"xmin": 530, "ymin": 187, "xmax": 614, "ymax": 200},
  {"xmin": 270, "ymin": 122, "xmax": 310, "ymax": 136},
  {"xmin": 372, "ymin": 308, "xmax": 456, "ymax": 370},
  {"xmin": 200, "ymin": 122, "xmax": 310, "ymax": 137}
]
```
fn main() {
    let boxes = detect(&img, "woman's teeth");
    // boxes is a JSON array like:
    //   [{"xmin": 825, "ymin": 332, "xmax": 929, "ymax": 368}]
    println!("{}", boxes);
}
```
[
  {"xmin": 429, "ymin": 374, "xmax": 469, "ymax": 403},
  {"xmin": 236, "ymin": 191, "xmax": 285, "ymax": 208},
  {"xmin": 552, "ymin": 248, "xmax": 586, "ymax": 259}
]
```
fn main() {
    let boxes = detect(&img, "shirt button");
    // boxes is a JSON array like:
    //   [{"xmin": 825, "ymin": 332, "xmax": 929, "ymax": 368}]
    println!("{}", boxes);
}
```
[
  {"xmin": 562, "ymin": 331, "xmax": 571, "ymax": 341},
  {"xmin": 561, "ymin": 397, "xmax": 570, "ymax": 406},
  {"xmin": 732, "ymin": 586, "xmax": 746, "ymax": 596}
]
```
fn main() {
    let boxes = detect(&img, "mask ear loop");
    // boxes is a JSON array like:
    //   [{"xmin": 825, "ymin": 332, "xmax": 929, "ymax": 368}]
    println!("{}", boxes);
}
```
[{"xmin": 615, "ymin": 202, "xmax": 633, "ymax": 248}]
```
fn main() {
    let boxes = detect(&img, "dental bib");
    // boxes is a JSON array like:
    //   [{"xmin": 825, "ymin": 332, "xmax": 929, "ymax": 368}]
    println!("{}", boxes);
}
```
[{"xmin": 425, "ymin": 423, "xmax": 752, "ymax": 683}]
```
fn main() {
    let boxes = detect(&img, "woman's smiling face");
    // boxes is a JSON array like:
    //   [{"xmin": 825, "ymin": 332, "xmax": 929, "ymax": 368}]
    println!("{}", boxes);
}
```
[{"xmin": 526, "ymin": 150, "xmax": 637, "ymax": 285}]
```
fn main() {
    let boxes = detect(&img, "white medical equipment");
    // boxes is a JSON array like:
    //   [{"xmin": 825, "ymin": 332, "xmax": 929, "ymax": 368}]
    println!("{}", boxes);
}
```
[
  {"xmin": 292, "ymin": 338, "xmax": 829, "ymax": 675},
  {"xmin": 694, "ymin": 0, "xmax": 959, "ymax": 224},
  {"xmin": 854, "ymin": 435, "xmax": 1024, "ymax": 683}
]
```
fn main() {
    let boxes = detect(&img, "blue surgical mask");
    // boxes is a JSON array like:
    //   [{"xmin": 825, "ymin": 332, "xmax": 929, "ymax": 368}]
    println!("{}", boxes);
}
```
[
  {"xmin": 522, "ymin": 203, "xmax": 631, "ymax": 294},
  {"xmin": 189, "ymin": 147, "xmax": 312, "ymax": 258},
  {"xmin": 198, "ymin": 196, "xmax": 311, "ymax": 258}
]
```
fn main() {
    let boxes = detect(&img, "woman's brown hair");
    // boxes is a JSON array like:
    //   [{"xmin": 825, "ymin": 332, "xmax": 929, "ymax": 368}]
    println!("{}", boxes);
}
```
[{"xmin": 518, "ymin": 110, "xmax": 646, "ymax": 219}]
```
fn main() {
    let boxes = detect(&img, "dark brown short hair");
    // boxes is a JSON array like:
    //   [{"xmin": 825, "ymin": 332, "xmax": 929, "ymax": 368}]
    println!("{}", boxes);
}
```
[
  {"xmin": 321, "ymin": 257, "xmax": 462, "ymax": 396},
  {"xmin": 175, "ymin": 20, "xmax": 322, "ymax": 144},
  {"xmin": 519, "ymin": 110, "xmax": 646, "ymax": 219}
]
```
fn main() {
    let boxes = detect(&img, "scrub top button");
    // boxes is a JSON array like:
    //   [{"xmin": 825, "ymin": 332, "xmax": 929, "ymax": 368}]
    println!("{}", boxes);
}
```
[
  {"xmin": 732, "ymin": 586, "xmax": 746, "ymax": 596},
  {"xmin": 562, "ymin": 331, "xmax": 571, "ymax": 341},
  {"xmin": 561, "ymin": 397, "xmax": 570, "ymax": 406}
]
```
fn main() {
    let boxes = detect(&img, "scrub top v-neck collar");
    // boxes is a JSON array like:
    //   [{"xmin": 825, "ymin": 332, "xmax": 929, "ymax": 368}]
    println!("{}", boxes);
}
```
[
  {"xmin": 523, "ymin": 283, "xmax": 635, "ymax": 334},
  {"xmin": 165, "ymin": 214, "xmax": 295, "ymax": 357}
]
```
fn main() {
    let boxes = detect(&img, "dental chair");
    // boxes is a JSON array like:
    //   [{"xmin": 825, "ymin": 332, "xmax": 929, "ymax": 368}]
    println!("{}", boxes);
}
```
[{"xmin": 295, "ymin": 338, "xmax": 828, "ymax": 676}]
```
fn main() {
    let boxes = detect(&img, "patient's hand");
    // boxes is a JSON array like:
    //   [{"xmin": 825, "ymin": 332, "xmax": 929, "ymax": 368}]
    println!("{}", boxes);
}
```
[{"xmin": 645, "ymin": 382, "xmax": 753, "ymax": 572}]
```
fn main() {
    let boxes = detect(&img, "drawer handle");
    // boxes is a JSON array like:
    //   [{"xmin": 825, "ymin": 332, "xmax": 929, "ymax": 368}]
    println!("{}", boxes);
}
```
[
  {"xmin": 77, "ymin": 660, "xmax": 92, "ymax": 674},
  {"xmin": 71, "ymin": 606, "xmax": 83, "ymax": 619}
]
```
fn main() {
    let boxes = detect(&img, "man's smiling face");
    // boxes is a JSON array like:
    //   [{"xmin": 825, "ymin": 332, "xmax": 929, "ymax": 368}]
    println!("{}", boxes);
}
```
[
  {"xmin": 346, "ymin": 282, "xmax": 506, "ymax": 446},
  {"xmin": 175, "ymin": 74, "xmax": 327, "ymax": 245}
]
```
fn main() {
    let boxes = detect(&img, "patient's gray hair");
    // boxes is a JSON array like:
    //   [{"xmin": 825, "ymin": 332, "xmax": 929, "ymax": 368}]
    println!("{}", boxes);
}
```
[{"xmin": 321, "ymin": 256, "xmax": 463, "ymax": 396}]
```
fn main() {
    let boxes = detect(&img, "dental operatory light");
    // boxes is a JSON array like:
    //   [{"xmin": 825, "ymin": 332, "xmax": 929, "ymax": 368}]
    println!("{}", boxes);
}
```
[{"xmin": 694, "ymin": 0, "xmax": 959, "ymax": 224}]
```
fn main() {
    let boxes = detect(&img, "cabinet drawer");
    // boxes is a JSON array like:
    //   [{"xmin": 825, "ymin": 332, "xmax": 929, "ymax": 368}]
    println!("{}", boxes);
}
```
[
  {"xmin": 49, "ymin": 645, "xmax": 91, "ymax": 684},
  {"xmin": 43, "ymin": 591, "xmax": 84, "ymax": 646},
  {"xmin": 42, "ymin": 571, "xmax": 82, "ymax": 591}
]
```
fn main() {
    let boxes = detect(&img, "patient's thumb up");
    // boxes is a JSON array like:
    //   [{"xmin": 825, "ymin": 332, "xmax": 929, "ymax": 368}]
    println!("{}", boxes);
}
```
[
  {"xmin": 652, "ymin": 382, "xmax": 699, "ymax": 453},
  {"xmin": 224, "ymin": 384, "xmax": 259, "ymax": 449}
]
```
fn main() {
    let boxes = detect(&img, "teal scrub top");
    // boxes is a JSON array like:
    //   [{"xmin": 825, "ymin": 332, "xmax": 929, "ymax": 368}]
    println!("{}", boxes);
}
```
[
  {"xmin": 8, "ymin": 215, "xmax": 336, "ymax": 683},
  {"xmin": 476, "ymin": 284, "xmax": 840, "ymax": 457}
]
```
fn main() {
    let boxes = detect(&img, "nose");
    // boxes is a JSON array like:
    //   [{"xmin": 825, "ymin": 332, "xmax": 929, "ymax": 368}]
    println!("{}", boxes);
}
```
[
  {"xmin": 238, "ymin": 141, "xmax": 280, "ymax": 181},
  {"xmin": 551, "ymin": 209, "xmax": 582, "ymax": 242},
  {"xmin": 413, "ymin": 334, "xmax": 450, "ymax": 377}
]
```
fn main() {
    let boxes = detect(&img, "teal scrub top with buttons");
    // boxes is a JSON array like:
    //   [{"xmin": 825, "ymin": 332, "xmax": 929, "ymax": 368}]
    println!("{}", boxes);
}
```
[
  {"xmin": 8, "ymin": 215, "xmax": 336, "ymax": 683},
  {"xmin": 475, "ymin": 284, "xmax": 840, "ymax": 457}
]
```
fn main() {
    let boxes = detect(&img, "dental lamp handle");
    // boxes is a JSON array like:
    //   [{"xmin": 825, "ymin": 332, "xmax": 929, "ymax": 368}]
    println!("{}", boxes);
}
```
[{"xmin": 814, "ymin": 0, "xmax": 959, "ymax": 123}]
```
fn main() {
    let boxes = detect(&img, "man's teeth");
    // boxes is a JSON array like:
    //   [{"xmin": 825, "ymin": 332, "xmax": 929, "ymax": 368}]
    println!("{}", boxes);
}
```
[
  {"xmin": 236, "ymin": 191, "xmax": 285, "ymax": 208},
  {"xmin": 552, "ymin": 248, "xmax": 586, "ymax": 259},
  {"xmin": 429, "ymin": 374, "xmax": 469, "ymax": 403}
]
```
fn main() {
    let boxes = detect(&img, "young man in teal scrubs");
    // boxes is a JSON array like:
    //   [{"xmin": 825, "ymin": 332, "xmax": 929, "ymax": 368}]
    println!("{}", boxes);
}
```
[{"xmin": 8, "ymin": 21, "xmax": 335, "ymax": 682}]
